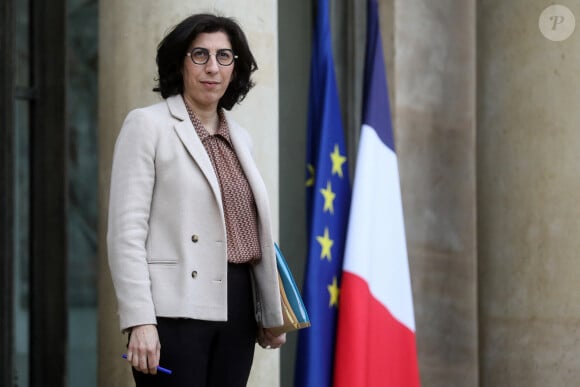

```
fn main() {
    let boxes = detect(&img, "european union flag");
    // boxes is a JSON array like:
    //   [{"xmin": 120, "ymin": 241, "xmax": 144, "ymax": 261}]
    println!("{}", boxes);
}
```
[{"xmin": 295, "ymin": 0, "xmax": 351, "ymax": 386}]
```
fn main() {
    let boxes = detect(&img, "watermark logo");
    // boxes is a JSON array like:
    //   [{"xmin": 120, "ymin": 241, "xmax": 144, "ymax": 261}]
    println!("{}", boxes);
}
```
[{"xmin": 539, "ymin": 4, "xmax": 575, "ymax": 41}]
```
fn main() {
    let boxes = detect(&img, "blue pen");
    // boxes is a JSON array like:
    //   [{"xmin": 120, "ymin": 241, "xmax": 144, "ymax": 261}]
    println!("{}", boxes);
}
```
[{"xmin": 122, "ymin": 354, "xmax": 173, "ymax": 375}]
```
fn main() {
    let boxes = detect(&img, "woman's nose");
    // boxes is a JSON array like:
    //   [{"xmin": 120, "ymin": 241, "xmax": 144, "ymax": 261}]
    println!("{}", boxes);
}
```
[{"xmin": 204, "ymin": 55, "xmax": 219, "ymax": 72}]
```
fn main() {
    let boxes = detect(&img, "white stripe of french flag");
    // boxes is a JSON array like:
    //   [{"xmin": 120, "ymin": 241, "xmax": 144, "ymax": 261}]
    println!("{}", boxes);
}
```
[{"xmin": 333, "ymin": 0, "xmax": 420, "ymax": 386}]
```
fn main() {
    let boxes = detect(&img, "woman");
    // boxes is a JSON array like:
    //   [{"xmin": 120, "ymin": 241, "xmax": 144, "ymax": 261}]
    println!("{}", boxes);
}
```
[{"xmin": 107, "ymin": 13, "xmax": 286, "ymax": 387}]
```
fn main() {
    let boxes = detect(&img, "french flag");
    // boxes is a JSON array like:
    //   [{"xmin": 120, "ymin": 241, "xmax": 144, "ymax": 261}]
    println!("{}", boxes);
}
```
[{"xmin": 333, "ymin": 0, "xmax": 420, "ymax": 386}]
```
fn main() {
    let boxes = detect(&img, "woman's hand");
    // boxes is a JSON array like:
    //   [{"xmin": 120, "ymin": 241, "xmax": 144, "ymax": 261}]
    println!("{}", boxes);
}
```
[
  {"xmin": 126, "ymin": 324, "xmax": 161, "ymax": 374},
  {"xmin": 257, "ymin": 327, "xmax": 286, "ymax": 349}
]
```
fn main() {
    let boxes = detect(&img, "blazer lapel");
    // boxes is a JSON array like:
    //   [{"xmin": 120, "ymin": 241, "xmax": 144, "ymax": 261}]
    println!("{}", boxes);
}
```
[
  {"xmin": 228, "ymin": 118, "xmax": 272, "ymax": 224},
  {"xmin": 166, "ymin": 95, "xmax": 222, "ymax": 207}
]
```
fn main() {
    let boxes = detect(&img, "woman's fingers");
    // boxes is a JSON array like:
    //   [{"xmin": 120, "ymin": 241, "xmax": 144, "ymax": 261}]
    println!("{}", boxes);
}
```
[
  {"xmin": 258, "ymin": 328, "xmax": 286, "ymax": 349},
  {"xmin": 127, "ymin": 324, "xmax": 161, "ymax": 374}
]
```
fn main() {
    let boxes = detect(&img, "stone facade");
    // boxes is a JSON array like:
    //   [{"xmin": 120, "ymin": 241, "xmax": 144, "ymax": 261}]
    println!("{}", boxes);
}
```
[{"xmin": 97, "ymin": 1, "xmax": 580, "ymax": 386}]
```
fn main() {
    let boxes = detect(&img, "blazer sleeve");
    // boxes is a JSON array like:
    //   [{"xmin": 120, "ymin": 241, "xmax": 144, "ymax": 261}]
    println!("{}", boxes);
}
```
[{"xmin": 107, "ymin": 108, "xmax": 159, "ymax": 332}]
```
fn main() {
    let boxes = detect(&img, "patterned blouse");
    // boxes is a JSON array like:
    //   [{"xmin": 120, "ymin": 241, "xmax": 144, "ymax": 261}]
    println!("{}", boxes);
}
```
[{"xmin": 185, "ymin": 101, "xmax": 261, "ymax": 264}]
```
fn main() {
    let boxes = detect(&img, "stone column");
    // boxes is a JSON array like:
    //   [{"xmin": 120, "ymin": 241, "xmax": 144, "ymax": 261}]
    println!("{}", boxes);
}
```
[
  {"xmin": 394, "ymin": 0, "xmax": 478, "ymax": 385},
  {"xmin": 97, "ymin": 1, "xmax": 279, "ymax": 386},
  {"xmin": 478, "ymin": 2, "xmax": 580, "ymax": 385}
]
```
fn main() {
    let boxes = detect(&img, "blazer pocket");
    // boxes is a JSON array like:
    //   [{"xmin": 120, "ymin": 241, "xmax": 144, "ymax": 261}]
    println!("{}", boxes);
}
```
[{"xmin": 147, "ymin": 258, "xmax": 178, "ymax": 265}]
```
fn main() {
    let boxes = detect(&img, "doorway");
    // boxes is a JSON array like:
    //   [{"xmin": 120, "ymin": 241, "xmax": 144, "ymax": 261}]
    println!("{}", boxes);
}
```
[{"xmin": 0, "ymin": 1, "xmax": 98, "ymax": 386}]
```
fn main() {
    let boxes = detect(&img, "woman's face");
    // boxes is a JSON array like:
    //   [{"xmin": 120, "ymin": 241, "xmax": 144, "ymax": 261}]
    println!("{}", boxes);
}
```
[{"xmin": 182, "ymin": 31, "xmax": 235, "ymax": 111}]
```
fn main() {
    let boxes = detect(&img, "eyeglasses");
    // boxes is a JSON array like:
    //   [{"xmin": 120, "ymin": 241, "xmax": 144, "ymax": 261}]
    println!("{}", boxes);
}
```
[{"xmin": 187, "ymin": 47, "xmax": 237, "ymax": 66}]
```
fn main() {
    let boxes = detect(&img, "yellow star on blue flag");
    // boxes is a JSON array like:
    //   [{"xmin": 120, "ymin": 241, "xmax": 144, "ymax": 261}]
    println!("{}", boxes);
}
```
[
  {"xmin": 327, "ymin": 277, "xmax": 340, "ymax": 307},
  {"xmin": 320, "ymin": 180, "xmax": 336, "ymax": 214}
]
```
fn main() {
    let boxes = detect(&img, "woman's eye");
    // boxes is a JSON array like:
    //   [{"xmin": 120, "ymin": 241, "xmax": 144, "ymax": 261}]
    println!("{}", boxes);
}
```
[
  {"xmin": 193, "ymin": 49, "xmax": 207, "ymax": 59},
  {"xmin": 217, "ymin": 51, "xmax": 232, "ymax": 60}
]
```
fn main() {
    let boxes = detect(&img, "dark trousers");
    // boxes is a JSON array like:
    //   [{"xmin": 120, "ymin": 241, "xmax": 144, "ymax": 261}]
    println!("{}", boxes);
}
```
[{"xmin": 133, "ymin": 263, "xmax": 258, "ymax": 387}]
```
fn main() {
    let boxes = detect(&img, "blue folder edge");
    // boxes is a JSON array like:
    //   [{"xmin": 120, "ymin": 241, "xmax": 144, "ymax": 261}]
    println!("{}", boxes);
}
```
[{"xmin": 274, "ymin": 243, "xmax": 310, "ymax": 324}]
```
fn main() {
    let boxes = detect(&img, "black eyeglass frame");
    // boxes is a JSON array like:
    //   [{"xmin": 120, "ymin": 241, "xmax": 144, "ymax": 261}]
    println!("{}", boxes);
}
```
[{"xmin": 186, "ymin": 47, "xmax": 238, "ymax": 66}]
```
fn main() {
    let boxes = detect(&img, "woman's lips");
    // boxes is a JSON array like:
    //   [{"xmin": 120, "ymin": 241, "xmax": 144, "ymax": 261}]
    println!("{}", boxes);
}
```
[{"xmin": 201, "ymin": 80, "xmax": 220, "ymax": 86}]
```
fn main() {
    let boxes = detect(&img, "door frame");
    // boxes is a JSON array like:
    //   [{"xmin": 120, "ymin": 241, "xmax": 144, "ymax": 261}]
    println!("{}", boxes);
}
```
[{"xmin": 0, "ymin": 0, "xmax": 68, "ymax": 385}]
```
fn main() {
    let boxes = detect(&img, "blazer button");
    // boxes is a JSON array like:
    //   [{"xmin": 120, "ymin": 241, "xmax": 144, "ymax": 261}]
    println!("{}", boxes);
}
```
[
  {"xmin": 191, "ymin": 270, "xmax": 198, "ymax": 279},
  {"xmin": 191, "ymin": 234, "xmax": 199, "ymax": 243}
]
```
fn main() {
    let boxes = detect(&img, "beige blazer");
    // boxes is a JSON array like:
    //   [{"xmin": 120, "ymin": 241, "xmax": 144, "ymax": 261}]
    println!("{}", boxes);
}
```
[{"xmin": 107, "ymin": 94, "xmax": 283, "ymax": 332}]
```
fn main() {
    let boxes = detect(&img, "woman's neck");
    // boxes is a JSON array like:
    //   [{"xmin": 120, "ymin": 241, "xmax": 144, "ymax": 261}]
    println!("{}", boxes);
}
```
[
  {"xmin": 195, "ymin": 109, "xmax": 219, "ymax": 135},
  {"xmin": 183, "ymin": 95, "xmax": 219, "ymax": 135}
]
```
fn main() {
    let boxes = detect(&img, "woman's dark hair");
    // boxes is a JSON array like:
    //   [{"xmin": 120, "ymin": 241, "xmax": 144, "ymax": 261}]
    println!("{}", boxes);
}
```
[{"xmin": 154, "ymin": 13, "xmax": 258, "ymax": 110}]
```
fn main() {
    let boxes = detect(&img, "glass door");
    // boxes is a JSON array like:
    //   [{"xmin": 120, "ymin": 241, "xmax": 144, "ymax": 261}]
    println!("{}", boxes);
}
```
[
  {"xmin": 13, "ymin": 0, "xmax": 33, "ymax": 384},
  {"xmin": 2, "ymin": 0, "xmax": 69, "ymax": 386},
  {"xmin": 66, "ymin": 0, "xmax": 98, "ymax": 385},
  {"xmin": 1, "ymin": 0, "xmax": 98, "ymax": 385}
]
